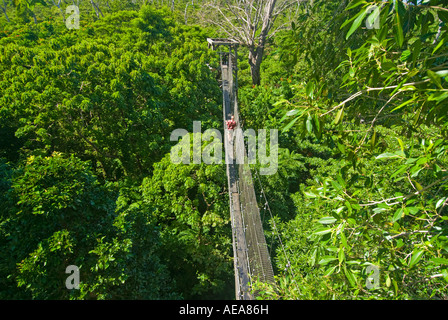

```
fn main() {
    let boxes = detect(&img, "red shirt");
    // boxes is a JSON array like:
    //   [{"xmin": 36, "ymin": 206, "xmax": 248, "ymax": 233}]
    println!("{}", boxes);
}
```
[{"xmin": 226, "ymin": 119, "xmax": 237, "ymax": 130}]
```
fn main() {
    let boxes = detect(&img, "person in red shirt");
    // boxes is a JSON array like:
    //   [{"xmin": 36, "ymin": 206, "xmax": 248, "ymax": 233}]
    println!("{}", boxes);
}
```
[
  {"xmin": 226, "ymin": 116, "xmax": 237, "ymax": 130},
  {"xmin": 226, "ymin": 115, "xmax": 237, "ymax": 142}
]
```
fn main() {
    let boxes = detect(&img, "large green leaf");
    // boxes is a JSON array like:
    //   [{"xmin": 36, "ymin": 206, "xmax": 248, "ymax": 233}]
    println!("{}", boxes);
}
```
[
  {"xmin": 343, "ymin": 265, "xmax": 356, "ymax": 287},
  {"xmin": 282, "ymin": 116, "xmax": 300, "ymax": 133},
  {"xmin": 318, "ymin": 256, "xmax": 338, "ymax": 265},
  {"xmin": 306, "ymin": 114, "xmax": 313, "ymax": 134},
  {"xmin": 390, "ymin": 96, "xmax": 417, "ymax": 112},
  {"xmin": 427, "ymin": 70, "xmax": 443, "ymax": 89},
  {"xmin": 430, "ymin": 257, "xmax": 448, "ymax": 265},
  {"xmin": 334, "ymin": 107, "xmax": 344, "ymax": 125},
  {"xmin": 432, "ymin": 38, "xmax": 445, "ymax": 55},
  {"xmin": 376, "ymin": 150, "xmax": 406, "ymax": 160},
  {"xmin": 346, "ymin": 7, "xmax": 370, "ymax": 39},
  {"xmin": 306, "ymin": 81, "xmax": 315, "ymax": 99},
  {"xmin": 392, "ymin": 208, "xmax": 404, "ymax": 222},
  {"xmin": 435, "ymin": 70, "xmax": 448, "ymax": 78},
  {"xmin": 338, "ymin": 247, "xmax": 345, "ymax": 264},
  {"xmin": 367, "ymin": 6, "xmax": 381, "ymax": 28},
  {"xmin": 346, "ymin": 0, "xmax": 367, "ymax": 10},
  {"xmin": 394, "ymin": 3, "xmax": 404, "ymax": 47},
  {"xmin": 323, "ymin": 265, "xmax": 338, "ymax": 277},
  {"xmin": 313, "ymin": 227, "xmax": 334, "ymax": 236},
  {"xmin": 318, "ymin": 217, "xmax": 337, "ymax": 225},
  {"xmin": 409, "ymin": 250, "xmax": 424, "ymax": 268},
  {"xmin": 286, "ymin": 109, "xmax": 300, "ymax": 117}
]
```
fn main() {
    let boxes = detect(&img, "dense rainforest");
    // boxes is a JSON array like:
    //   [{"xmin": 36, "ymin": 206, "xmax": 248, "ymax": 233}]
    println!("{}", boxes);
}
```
[{"xmin": 0, "ymin": 0, "xmax": 447, "ymax": 300}]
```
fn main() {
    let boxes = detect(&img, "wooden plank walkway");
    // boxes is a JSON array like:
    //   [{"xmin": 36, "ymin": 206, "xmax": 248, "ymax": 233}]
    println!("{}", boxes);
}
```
[
  {"xmin": 221, "ymin": 59, "xmax": 253, "ymax": 300},
  {"xmin": 212, "ymin": 38, "xmax": 274, "ymax": 300}
]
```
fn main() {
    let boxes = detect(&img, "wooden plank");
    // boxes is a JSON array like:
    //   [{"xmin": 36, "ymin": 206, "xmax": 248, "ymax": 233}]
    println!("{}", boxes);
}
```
[{"xmin": 231, "ymin": 191, "xmax": 252, "ymax": 300}]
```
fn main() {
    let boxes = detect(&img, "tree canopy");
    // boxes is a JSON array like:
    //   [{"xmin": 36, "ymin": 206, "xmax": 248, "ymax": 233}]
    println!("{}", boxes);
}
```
[{"xmin": 0, "ymin": 0, "xmax": 447, "ymax": 301}]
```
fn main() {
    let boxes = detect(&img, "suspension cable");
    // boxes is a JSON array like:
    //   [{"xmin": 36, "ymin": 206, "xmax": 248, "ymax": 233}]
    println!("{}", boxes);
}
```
[{"xmin": 254, "ymin": 169, "xmax": 302, "ymax": 297}]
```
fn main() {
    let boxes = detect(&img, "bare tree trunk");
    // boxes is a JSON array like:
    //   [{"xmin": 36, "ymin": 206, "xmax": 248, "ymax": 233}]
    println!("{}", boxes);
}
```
[
  {"xmin": 203, "ymin": 0, "xmax": 298, "ymax": 86},
  {"xmin": 184, "ymin": 0, "xmax": 194, "ymax": 24},
  {"xmin": 90, "ymin": 0, "xmax": 103, "ymax": 18},
  {"xmin": 51, "ymin": 0, "xmax": 65, "ymax": 22},
  {"xmin": 0, "ymin": 0, "xmax": 10, "ymax": 22},
  {"xmin": 0, "ymin": 9, "xmax": 9, "ymax": 22},
  {"xmin": 248, "ymin": 46, "xmax": 264, "ymax": 86},
  {"xmin": 1, "ymin": 8, "xmax": 10, "ymax": 22},
  {"xmin": 248, "ymin": 0, "xmax": 276, "ymax": 85},
  {"xmin": 433, "ymin": 19, "xmax": 443, "ymax": 45}
]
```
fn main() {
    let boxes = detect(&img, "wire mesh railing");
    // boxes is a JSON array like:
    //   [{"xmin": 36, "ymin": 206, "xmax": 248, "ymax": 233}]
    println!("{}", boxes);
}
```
[{"xmin": 234, "ymin": 122, "xmax": 276, "ymax": 285}]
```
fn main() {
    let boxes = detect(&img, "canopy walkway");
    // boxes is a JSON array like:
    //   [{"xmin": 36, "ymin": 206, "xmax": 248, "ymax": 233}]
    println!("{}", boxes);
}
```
[{"xmin": 208, "ymin": 38, "xmax": 275, "ymax": 300}]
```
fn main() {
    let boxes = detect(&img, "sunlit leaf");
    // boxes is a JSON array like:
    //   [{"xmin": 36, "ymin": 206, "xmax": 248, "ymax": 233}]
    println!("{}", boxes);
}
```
[
  {"xmin": 318, "ymin": 256, "xmax": 338, "ymax": 265},
  {"xmin": 376, "ymin": 151, "xmax": 406, "ymax": 160},
  {"xmin": 318, "ymin": 217, "xmax": 337, "ymax": 225},
  {"xmin": 343, "ymin": 265, "xmax": 356, "ymax": 287},
  {"xmin": 313, "ymin": 227, "xmax": 333, "ymax": 236},
  {"xmin": 346, "ymin": 7, "xmax": 369, "ymax": 40},
  {"xmin": 409, "ymin": 250, "xmax": 424, "ymax": 268},
  {"xmin": 323, "ymin": 265, "xmax": 338, "ymax": 277},
  {"xmin": 392, "ymin": 208, "xmax": 404, "ymax": 222},
  {"xmin": 282, "ymin": 116, "xmax": 300, "ymax": 133},
  {"xmin": 334, "ymin": 107, "xmax": 344, "ymax": 125}
]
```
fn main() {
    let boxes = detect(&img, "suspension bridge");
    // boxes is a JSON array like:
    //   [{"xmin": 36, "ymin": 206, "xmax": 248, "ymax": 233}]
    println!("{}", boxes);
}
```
[{"xmin": 207, "ymin": 38, "xmax": 275, "ymax": 300}]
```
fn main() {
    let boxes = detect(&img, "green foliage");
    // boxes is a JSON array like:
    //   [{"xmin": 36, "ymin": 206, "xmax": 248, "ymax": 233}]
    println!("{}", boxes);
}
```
[
  {"xmin": 251, "ymin": 0, "xmax": 448, "ymax": 300},
  {"xmin": 0, "ymin": 152, "xmax": 180, "ymax": 299},
  {"xmin": 0, "ymin": 5, "xmax": 221, "ymax": 181},
  {"xmin": 14, "ymin": 0, "xmax": 48, "ymax": 24},
  {"xmin": 270, "ymin": 0, "xmax": 355, "ymax": 98},
  {"xmin": 0, "ymin": 153, "xmax": 113, "ymax": 298},
  {"xmin": 0, "ymin": 5, "xmax": 226, "ymax": 300},
  {"xmin": 141, "ymin": 151, "xmax": 234, "ymax": 299},
  {"xmin": 3, "ymin": 0, "xmax": 447, "ymax": 301}
]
